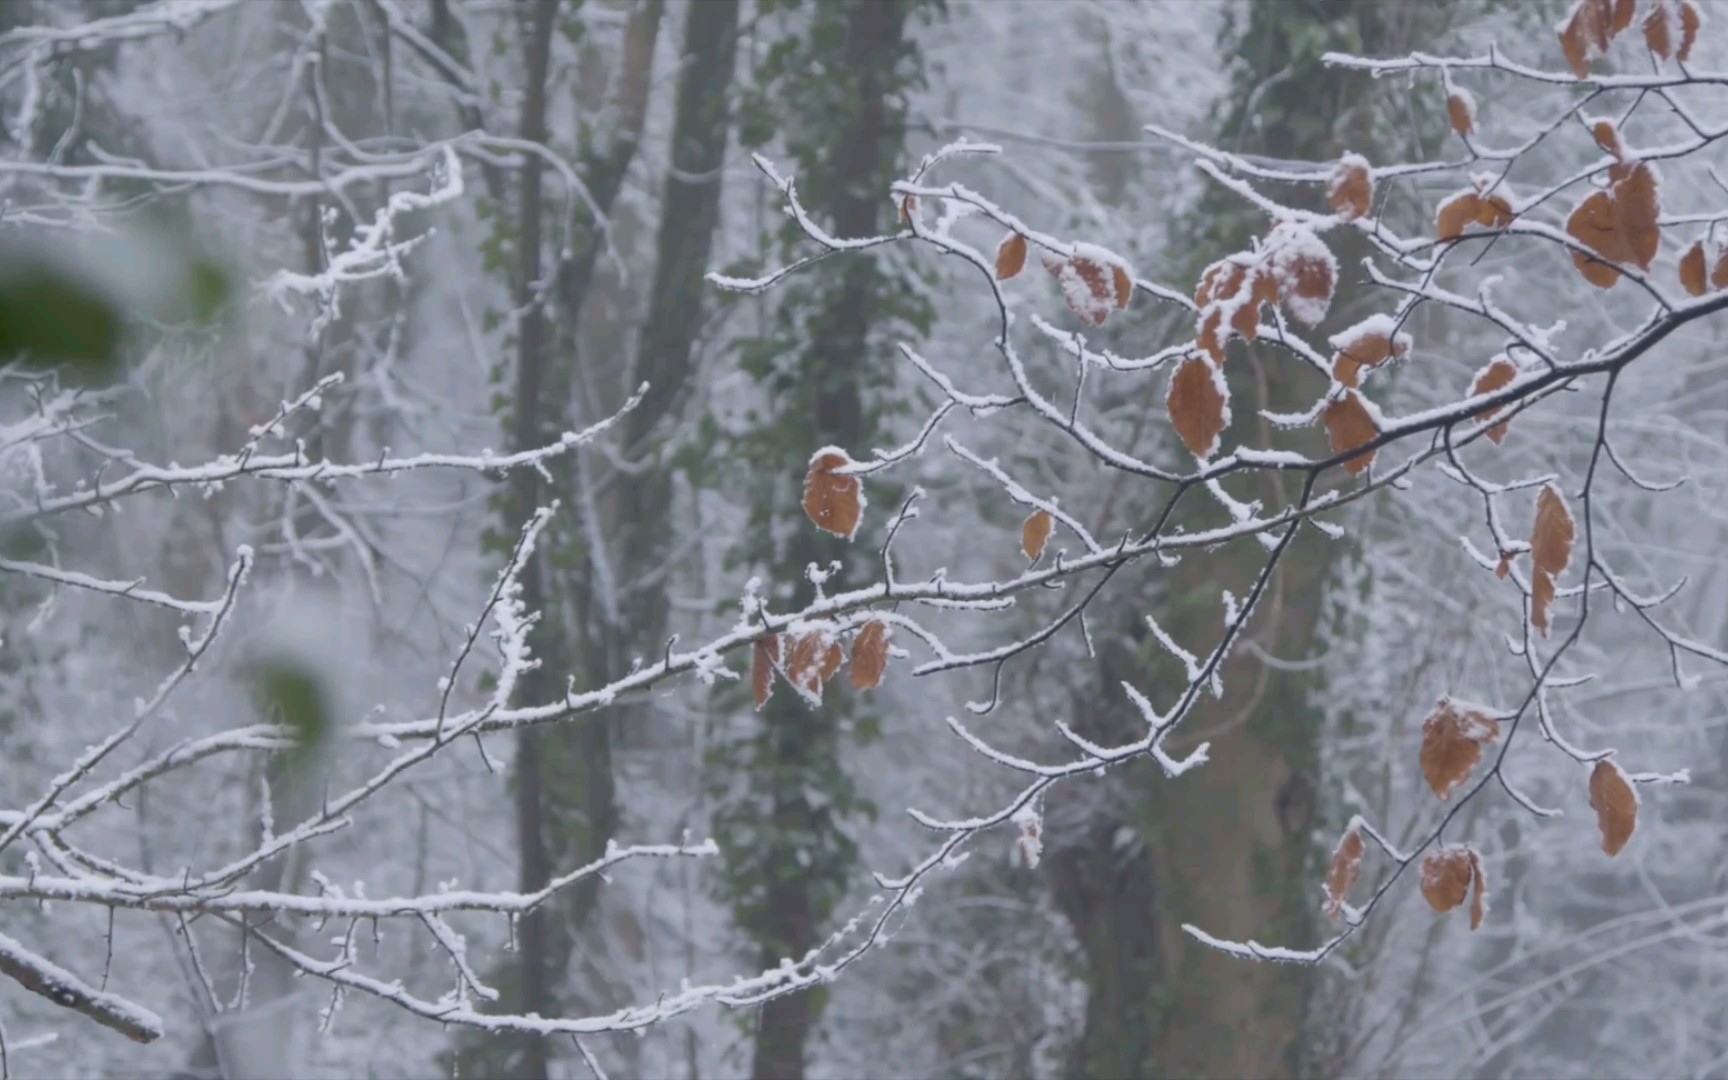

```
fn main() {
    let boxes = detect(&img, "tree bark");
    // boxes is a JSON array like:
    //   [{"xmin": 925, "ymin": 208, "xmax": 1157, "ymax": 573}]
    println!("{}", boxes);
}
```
[
  {"xmin": 1048, "ymin": 4, "xmax": 1443, "ymax": 1077},
  {"xmin": 507, "ymin": 4, "xmax": 560, "ymax": 1078},
  {"xmin": 749, "ymin": 8, "xmax": 908, "ymax": 1077}
]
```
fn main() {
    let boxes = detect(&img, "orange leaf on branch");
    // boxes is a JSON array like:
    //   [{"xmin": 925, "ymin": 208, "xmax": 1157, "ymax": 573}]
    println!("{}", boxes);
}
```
[
  {"xmin": 1468, "ymin": 355, "xmax": 1519, "ymax": 444},
  {"xmin": 995, "ymin": 232, "xmax": 1027, "ymax": 280},
  {"xmin": 1420, "ymin": 699, "xmax": 1502, "ymax": 801},
  {"xmin": 850, "ymin": 620, "xmax": 890, "ymax": 691},
  {"xmin": 1589, "ymin": 759, "xmax": 1639, "ymax": 855},
  {"xmin": 1167, "ymin": 356, "xmax": 1230, "ymax": 459},
  {"xmin": 802, "ymin": 448, "xmax": 865, "ymax": 540},
  {"xmin": 1021, "ymin": 509, "xmax": 1053, "ymax": 562},
  {"xmin": 1323, "ymin": 390, "xmax": 1378, "ymax": 475},
  {"xmin": 1328, "ymin": 153, "xmax": 1373, "ymax": 219},
  {"xmin": 1324, "ymin": 826, "xmax": 1365, "ymax": 920}
]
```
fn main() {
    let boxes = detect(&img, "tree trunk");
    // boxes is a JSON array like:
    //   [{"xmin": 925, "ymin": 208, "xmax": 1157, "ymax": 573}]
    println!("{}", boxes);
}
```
[
  {"xmin": 1048, "ymin": 3, "xmax": 1443, "ymax": 1076},
  {"xmin": 749, "ymin": 8, "xmax": 909, "ymax": 1078},
  {"xmin": 507, "ymin": 4, "xmax": 560, "ymax": 1078}
]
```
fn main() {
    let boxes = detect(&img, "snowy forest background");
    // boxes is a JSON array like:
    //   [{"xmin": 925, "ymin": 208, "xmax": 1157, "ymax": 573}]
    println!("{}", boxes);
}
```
[{"xmin": 2, "ymin": 0, "xmax": 1728, "ymax": 1077}]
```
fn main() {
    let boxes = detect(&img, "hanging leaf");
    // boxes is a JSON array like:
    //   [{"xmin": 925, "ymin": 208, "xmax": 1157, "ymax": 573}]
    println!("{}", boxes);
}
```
[
  {"xmin": 1679, "ymin": 240, "xmax": 1709, "ymax": 297},
  {"xmin": 1611, "ymin": 0, "xmax": 1637, "ymax": 36},
  {"xmin": 1328, "ymin": 154, "xmax": 1373, "ymax": 220},
  {"xmin": 802, "ymin": 448, "xmax": 865, "ymax": 540},
  {"xmin": 1420, "ymin": 847, "xmax": 1475, "ymax": 914},
  {"xmin": 1645, "ymin": 0, "xmax": 1675, "ymax": 58},
  {"xmin": 1468, "ymin": 356, "xmax": 1519, "ymax": 444},
  {"xmin": 784, "ymin": 632, "xmax": 829, "ymax": 702},
  {"xmin": 899, "ymin": 194, "xmax": 917, "ymax": 226},
  {"xmin": 1323, "ymin": 390, "xmax": 1379, "ymax": 475},
  {"xmin": 1437, "ymin": 192, "xmax": 1481, "ymax": 241},
  {"xmin": 752, "ymin": 634, "xmax": 781, "ymax": 711},
  {"xmin": 1167, "ymin": 356, "xmax": 1229, "ymax": 459},
  {"xmin": 1612, "ymin": 162, "xmax": 1661, "ymax": 270},
  {"xmin": 1678, "ymin": 0, "xmax": 1702, "ymax": 61},
  {"xmin": 1267, "ymin": 224, "xmax": 1336, "ymax": 326},
  {"xmin": 1559, "ymin": 0, "xmax": 1612, "ymax": 77},
  {"xmin": 1111, "ymin": 264, "xmax": 1133, "ymax": 309},
  {"xmin": 1447, "ymin": 91, "xmax": 1476, "ymax": 138},
  {"xmin": 996, "ymin": 233, "xmax": 1028, "ymax": 280},
  {"xmin": 1566, "ymin": 189, "xmax": 1627, "ymax": 288},
  {"xmin": 1589, "ymin": 759, "xmax": 1639, "ymax": 855},
  {"xmin": 1021, "ymin": 509, "xmax": 1053, "ymax": 561},
  {"xmin": 1325, "ymin": 826, "xmax": 1365, "ymax": 920},
  {"xmin": 1591, "ymin": 119, "xmax": 1624, "ymax": 159},
  {"xmin": 819, "ymin": 640, "xmax": 844, "ymax": 682},
  {"xmin": 1532, "ymin": 568, "xmax": 1559, "ymax": 636},
  {"xmin": 1496, "ymin": 552, "xmax": 1514, "ymax": 580},
  {"xmin": 850, "ymin": 620, "xmax": 890, "ymax": 691},
  {"xmin": 1420, "ymin": 699, "xmax": 1502, "ymax": 801},
  {"xmin": 1714, "ymin": 247, "xmax": 1728, "ymax": 291},
  {"xmin": 1469, "ymin": 852, "xmax": 1490, "ymax": 930},
  {"xmin": 1532, "ymin": 484, "xmax": 1576, "ymax": 580}
]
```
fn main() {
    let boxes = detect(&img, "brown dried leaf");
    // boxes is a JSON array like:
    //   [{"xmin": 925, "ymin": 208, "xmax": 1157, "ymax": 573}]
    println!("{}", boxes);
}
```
[
  {"xmin": 1532, "ymin": 484, "xmax": 1576, "ymax": 580},
  {"xmin": 1197, "ymin": 309, "xmax": 1226, "ymax": 366},
  {"xmin": 802, "ymin": 449, "xmax": 863, "ymax": 540},
  {"xmin": 1592, "ymin": 119, "xmax": 1624, "ymax": 159},
  {"xmin": 1195, "ymin": 263, "xmax": 1221, "ymax": 309},
  {"xmin": 1645, "ymin": 0, "xmax": 1674, "ymax": 58},
  {"xmin": 1612, "ymin": 162, "xmax": 1661, "ymax": 270},
  {"xmin": 1329, "ymin": 157, "xmax": 1373, "ymax": 219},
  {"xmin": 1589, "ymin": 759, "xmax": 1638, "ymax": 856},
  {"xmin": 1438, "ymin": 192, "xmax": 1482, "ymax": 241},
  {"xmin": 1168, "ymin": 356, "xmax": 1229, "ymax": 459},
  {"xmin": 752, "ymin": 634, "xmax": 780, "ymax": 711},
  {"xmin": 899, "ymin": 194, "xmax": 917, "ymax": 226},
  {"xmin": 1566, "ymin": 189, "xmax": 1627, "ymax": 288},
  {"xmin": 1112, "ymin": 264, "xmax": 1133, "ymax": 309},
  {"xmin": 1447, "ymin": 93, "xmax": 1475, "ymax": 137},
  {"xmin": 1420, "ymin": 847, "xmax": 1475, "ymax": 913},
  {"xmin": 1611, "ymin": 0, "xmax": 1637, "ymax": 35},
  {"xmin": 1021, "ymin": 509, "xmax": 1053, "ymax": 561},
  {"xmin": 850, "ymin": 620, "xmax": 890, "ymax": 691},
  {"xmin": 1496, "ymin": 552, "xmax": 1514, "ymax": 580},
  {"xmin": 1325, "ymin": 827, "xmax": 1365, "ymax": 920},
  {"xmin": 1229, "ymin": 271, "xmax": 1265, "ymax": 343},
  {"xmin": 1421, "ymin": 700, "xmax": 1502, "ymax": 801},
  {"xmin": 1715, "ymin": 248, "xmax": 1728, "ymax": 291},
  {"xmin": 1680, "ymin": 240, "xmax": 1709, "ymax": 297},
  {"xmin": 1282, "ymin": 249, "xmax": 1336, "ymax": 326},
  {"xmin": 819, "ymin": 640, "xmax": 844, "ymax": 683},
  {"xmin": 1333, "ymin": 354, "xmax": 1363, "ymax": 389},
  {"xmin": 1324, "ymin": 390, "xmax": 1379, "ymax": 475},
  {"xmin": 1469, "ymin": 356, "xmax": 1518, "ymax": 444},
  {"xmin": 785, "ymin": 632, "xmax": 824, "ymax": 696},
  {"xmin": 996, "ymin": 233, "xmax": 1028, "ymax": 281},
  {"xmin": 1559, "ymin": 0, "xmax": 1599, "ymax": 77},
  {"xmin": 1469, "ymin": 851, "xmax": 1489, "ymax": 930},
  {"xmin": 1475, "ymin": 192, "xmax": 1515, "ymax": 229},
  {"xmin": 1532, "ymin": 569, "xmax": 1558, "ymax": 635},
  {"xmin": 1679, "ymin": 0, "xmax": 1702, "ymax": 61}
]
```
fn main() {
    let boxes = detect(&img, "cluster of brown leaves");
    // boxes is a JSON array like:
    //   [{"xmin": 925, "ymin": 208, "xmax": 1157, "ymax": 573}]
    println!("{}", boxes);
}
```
[
  {"xmin": 1170, "ymin": 224, "xmax": 1340, "ymax": 459},
  {"xmin": 994, "ymin": 232, "xmax": 1133, "ymax": 327},
  {"xmin": 1565, "ymin": 158, "xmax": 1661, "ymax": 289},
  {"xmin": 751, "ymin": 619, "xmax": 892, "ymax": 711},
  {"xmin": 1679, "ymin": 238, "xmax": 1728, "ymax": 298},
  {"xmin": 1558, "ymin": 0, "xmax": 1699, "ymax": 78},
  {"xmin": 1422, "ymin": 846, "xmax": 1489, "ymax": 931}
]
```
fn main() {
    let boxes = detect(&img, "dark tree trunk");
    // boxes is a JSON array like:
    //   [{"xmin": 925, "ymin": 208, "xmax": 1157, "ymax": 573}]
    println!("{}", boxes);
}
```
[
  {"xmin": 507, "ymin": 4, "xmax": 560, "ymax": 1078},
  {"xmin": 749, "ymin": 8, "xmax": 909, "ymax": 1078}
]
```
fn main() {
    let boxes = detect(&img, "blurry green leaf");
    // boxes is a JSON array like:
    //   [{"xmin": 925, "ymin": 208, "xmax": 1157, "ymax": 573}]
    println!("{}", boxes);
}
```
[
  {"xmin": 0, "ymin": 259, "xmax": 122, "ymax": 378},
  {"xmin": 256, "ymin": 659, "xmax": 332, "ymax": 758}
]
